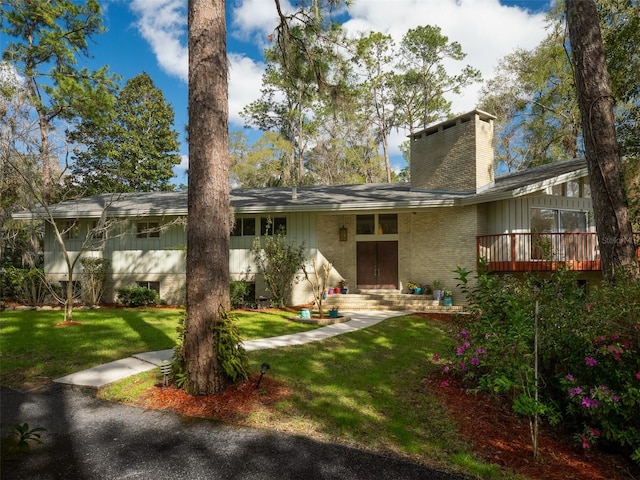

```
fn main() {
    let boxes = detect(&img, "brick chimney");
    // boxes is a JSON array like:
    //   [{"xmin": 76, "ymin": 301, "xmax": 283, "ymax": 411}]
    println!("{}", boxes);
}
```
[{"xmin": 410, "ymin": 110, "xmax": 496, "ymax": 193}]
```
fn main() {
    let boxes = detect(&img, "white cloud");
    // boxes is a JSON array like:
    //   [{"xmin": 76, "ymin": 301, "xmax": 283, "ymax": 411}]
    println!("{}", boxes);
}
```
[
  {"xmin": 129, "ymin": 0, "xmax": 188, "ymax": 82},
  {"xmin": 229, "ymin": 53, "xmax": 266, "ymax": 126},
  {"xmin": 131, "ymin": 0, "xmax": 551, "ymax": 159},
  {"xmin": 232, "ymin": 0, "xmax": 292, "ymax": 40},
  {"xmin": 344, "ymin": 0, "xmax": 549, "ymax": 116}
]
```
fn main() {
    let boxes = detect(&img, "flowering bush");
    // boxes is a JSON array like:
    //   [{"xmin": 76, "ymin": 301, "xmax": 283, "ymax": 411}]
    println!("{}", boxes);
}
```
[{"xmin": 445, "ymin": 266, "xmax": 640, "ymax": 464}]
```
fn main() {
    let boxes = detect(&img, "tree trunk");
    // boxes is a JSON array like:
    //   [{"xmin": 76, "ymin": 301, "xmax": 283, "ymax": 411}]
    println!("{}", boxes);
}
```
[
  {"xmin": 185, "ymin": 0, "xmax": 230, "ymax": 395},
  {"xmin": 565, "ymin": 0, "xmax": 639, "ymax": 283}
]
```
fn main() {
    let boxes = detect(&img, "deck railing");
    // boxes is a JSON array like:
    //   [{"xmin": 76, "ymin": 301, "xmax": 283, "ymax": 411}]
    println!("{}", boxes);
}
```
[{"xmin": 476, "ymin": 232, "xmax": 640, "ymax": 272}]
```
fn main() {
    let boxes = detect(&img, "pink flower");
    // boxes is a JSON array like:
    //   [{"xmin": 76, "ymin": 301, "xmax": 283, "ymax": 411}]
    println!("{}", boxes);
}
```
[
  {"xmin": 471, "ymin": 357, "xmax": 480, "ymax": 366},
  {"xmin": 432, "ymin": 352, "xmax": 440, "ymax": 362},
  {"xmin": 580, "ymin": 434, "xmax": 590, "ymax": 449},
  {"xmin": 585, "ymin": 356, "xmax": 597, "ymax": 367},
  {"xmin": 440, "ymin": 381, "xmax": 449, "ymax": 388},
  {"xmin": 570, "ymin": 387, "xmax": 582, "ymax": 397},
  {"xmin": 581, "ymin": 397, "xmax": 599, "ymax": 409},
  {"xmin": 636, "ymin": 371, "xmax": 640, "ymax": 380},
  {"xmin": 456, "ymin": 346, "xmax": 465, "ymax": 356},
  {"xmin": 566, "ymin": 374, "xmax": 574, "ymax": 381},
  {"xmin": 443, "ymin": 366, "xmax": 450, "ymax": 373},
  {"xmin": 475, "ymin": 348, "xmax": 487, "ymax": 355}
]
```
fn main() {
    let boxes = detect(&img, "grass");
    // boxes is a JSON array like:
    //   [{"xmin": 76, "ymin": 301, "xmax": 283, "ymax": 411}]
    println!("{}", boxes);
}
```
[
  {"xmin": 102, "ymin": 313, "xmax": 506, "ymax": 478},
  {"xmin": 1, "ymin": 307, "xmax": 507, "ymax": 478},
  {"xmin": 0, "ymin": 307, "xmax": 318, "ymax": 388}
]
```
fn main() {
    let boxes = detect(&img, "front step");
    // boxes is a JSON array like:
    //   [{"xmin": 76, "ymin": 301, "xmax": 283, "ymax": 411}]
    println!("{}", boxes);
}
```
[{"xmin": 322, "ymin": 292, "xmax": 465, "ymax": 313}]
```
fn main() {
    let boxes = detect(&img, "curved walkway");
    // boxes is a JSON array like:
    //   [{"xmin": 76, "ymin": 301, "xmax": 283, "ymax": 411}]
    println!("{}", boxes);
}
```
[{"xmin": 54, "ymin": 310, "xmax": 409, "ymax": 388}]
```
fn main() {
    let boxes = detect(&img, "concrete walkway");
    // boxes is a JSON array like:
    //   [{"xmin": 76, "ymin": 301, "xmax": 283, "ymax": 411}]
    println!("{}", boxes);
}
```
[{"xmin": 54, "ymin": 310, "xmax": 408, "ymax": 388}]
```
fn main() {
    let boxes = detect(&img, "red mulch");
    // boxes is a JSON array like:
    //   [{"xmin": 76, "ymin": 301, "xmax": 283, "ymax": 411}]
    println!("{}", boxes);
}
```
[
  {"xmin": 425, "ymin": 373, "xmax": 639, "ymax": 480},
  {"xmin": 137, "ymin": 370, "xmax": 639, "ymax": 480},
  {"xmin": 141, "ymin": 373, "xmax": 291, "ymax": 421}
]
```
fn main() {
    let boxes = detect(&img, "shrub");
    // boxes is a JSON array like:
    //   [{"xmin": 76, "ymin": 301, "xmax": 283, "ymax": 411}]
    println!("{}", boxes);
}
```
[
  {"xmin": 446, "ymin": 267, "xmax": 640, "ymax": 464},
  {"xmin": 117, "ymin": 286, "xmax": 159, "ymax": 307},
  {"xmin": 1, "ymin": 266, "xmax": 47, "ymax": 304},
  {"xmin": 251, "ymin": 219, "xmax": 305, "ymax": 307},
  {"xmin": 80, "ymin": 258, "xmax": 110, "ymax": 305},
  {"xmin": 172, "ymin": 308, "xmax": 249, "ymax": 386},
  {"xmin": 230, "ymin": 280, "xmax": 252, "ymax": 309}
]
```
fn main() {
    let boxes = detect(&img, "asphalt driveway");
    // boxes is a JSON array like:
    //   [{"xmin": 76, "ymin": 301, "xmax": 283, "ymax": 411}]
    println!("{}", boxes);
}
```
[{"xmin": 1, "ymin": 384, "xmax": 470, "ymax": 480}]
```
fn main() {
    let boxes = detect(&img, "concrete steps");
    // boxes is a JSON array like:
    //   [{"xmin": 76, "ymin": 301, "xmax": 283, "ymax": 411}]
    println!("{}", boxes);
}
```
[{"xmin": 321, "ymin": 291, "xmax": 465, "ymax": 313}]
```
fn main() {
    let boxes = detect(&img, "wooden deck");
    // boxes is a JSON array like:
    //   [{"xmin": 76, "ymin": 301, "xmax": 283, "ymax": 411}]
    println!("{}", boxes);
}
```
[{"xmin": 477, "ymin": 232, "xmax": 640, "ymax": 272}]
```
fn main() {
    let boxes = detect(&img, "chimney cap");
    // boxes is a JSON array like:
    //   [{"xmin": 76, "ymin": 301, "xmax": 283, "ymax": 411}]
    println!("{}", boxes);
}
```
[{"xmin": 410, "ymin": 109, "xmax": 496, "ymax": 140}]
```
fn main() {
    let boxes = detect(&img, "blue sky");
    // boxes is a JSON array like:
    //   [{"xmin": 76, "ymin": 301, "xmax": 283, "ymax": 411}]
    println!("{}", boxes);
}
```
[{"xmin": 2, "ymin": 0, "xmax": 554, "ymax": 185}]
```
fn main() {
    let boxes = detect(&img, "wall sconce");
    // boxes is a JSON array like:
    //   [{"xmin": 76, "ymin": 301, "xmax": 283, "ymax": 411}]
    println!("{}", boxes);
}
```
[{"xmin": 339, "ymin": 225, "xmax": 348, "ymax": 242}]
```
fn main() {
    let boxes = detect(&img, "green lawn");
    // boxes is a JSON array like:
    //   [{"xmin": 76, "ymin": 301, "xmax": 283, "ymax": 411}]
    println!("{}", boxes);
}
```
[
  {"xmin": 100, "ymin": 313, "xmax": 506, "ymax": 479},
  {"xmin": 0, "ymin": 308, "xmax": 318, "ymax": 388},
  {"xmin": 1, "ymin": 308, "xmax": 506, "ymax": 478}
]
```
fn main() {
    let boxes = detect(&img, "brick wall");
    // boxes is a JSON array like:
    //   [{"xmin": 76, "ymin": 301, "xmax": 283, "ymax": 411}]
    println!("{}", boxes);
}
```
[
  {"xmin": 398, "ymin": 207, "xmax": 481, "ymax": 302},
  {"xmin": 410, "ymin": 110, "xmax": 495, "ymax": 193}
]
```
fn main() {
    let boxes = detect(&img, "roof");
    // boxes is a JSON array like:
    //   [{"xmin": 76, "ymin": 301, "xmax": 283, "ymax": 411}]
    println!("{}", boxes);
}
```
[{"xmin": 13, "ymin": 159, "xmax": 588, "ymax": 219}]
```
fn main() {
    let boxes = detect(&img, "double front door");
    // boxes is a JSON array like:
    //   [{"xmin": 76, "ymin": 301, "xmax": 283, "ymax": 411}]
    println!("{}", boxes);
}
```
[{"xmin": 356, "ymin": 241, "xmax": 398, "ymax": 289}]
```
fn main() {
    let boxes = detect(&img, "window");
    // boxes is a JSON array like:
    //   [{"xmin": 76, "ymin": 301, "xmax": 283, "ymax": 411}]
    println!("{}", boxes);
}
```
[
  {"xmin": 260, "ymin": 217, "xmax": 287, "ymax": 235},
  {"xmin": 356, "ymin": 214, "xmax": 398, "ymax": 235},
  {"xmin": 550, "ymin": 178, "xmax": 590, "ymax": 198},
  {"xmin": 90, "ymin": 220, "xmax": 105, "ymax": 239},
  {"xmin": 231, "ymin": 217, "xmax": 256, "ymax": 237},
  {"xmin": 61, "ymin": 220, "xmax": 79, "ymax": 240},
  {"xmin": 356, "ymin": 215, "xmax": 375, "ymax": 235},
  {"xmin": 378, "ymin": 214, "xmax": 398, "ymax": 234},
  {"xmin": 136, "ymin": 222, "xmax": 160, "ymax": 238},
  {"xmin": 530, "ymin": 208, "xmax": 588, "ymax": 233},
  {"xmin": 137, "ymin": 281, "xmax": 160, "ymax": 293}
]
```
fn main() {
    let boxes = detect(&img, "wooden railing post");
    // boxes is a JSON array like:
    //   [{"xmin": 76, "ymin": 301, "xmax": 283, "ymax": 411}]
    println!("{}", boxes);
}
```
[{"xmin": 510, "ymin": 233, "xmax": 516, "ymax": 271}]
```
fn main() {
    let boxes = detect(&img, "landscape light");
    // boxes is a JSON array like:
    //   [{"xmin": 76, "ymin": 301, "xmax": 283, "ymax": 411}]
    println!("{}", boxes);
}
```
[{"xmin": 256, "ymin": 362, "xmax": 271, "ymax": 388}]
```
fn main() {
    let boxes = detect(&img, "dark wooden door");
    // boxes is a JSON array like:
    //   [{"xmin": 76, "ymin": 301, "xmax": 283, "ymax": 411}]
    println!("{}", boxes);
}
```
[{"xmin": 356, "ymin": 241, "xmax": 398, "ymax": 289}]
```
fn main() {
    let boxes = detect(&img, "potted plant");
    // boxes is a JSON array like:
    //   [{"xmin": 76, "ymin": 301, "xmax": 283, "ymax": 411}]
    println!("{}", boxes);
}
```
[
  {"xmin": 329, "ymin": 307, "xmax": 339, "ymax": 318},
  {"xmin": 442, "ymin": 289, "xmax": 453, "ymax": 307},
  {"xmin": 432, "ymin": 280, "xmax": 444, "ymax": 301},
  {"xmin": 406, "ymin": 281, "xmax": 418, "ymax": 294},
  {"xmin": 339, "ymin": 279, "xmax": 348, "ymax": 294}
]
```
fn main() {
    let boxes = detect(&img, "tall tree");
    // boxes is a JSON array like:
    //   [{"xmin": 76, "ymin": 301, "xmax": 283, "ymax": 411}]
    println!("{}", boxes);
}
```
[
  {"xmin": 69, "ymin": 72, "xmax": 181, "ymax": 194},
  {"xmin": 230, "ymin": 131, "xmax": 294, "ymax": 188},
  {"xmin": 392, "ymin": 25, "xmax": 481, "ymax": 136},
  {"xmin": 353, "ymin": 32, "xmax": 396, "ymax": 182},
  {"xmin": 1, "ymin": 0, "xmax": 116, "ymax": 202},
  {"xmin": 479, "ymin": 22, "xmax": 581, "ymax": 171},
  {"xmin": 184, "ymin": 0, "xmax": 229, "ymax": 395},
  {"xmin": 565, "ymin": 0, "xmax": 639, "ymax": 282}
]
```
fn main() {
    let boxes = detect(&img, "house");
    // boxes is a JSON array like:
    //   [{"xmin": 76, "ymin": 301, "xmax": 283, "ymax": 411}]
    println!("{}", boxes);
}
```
[{"xmin": 17, "ymin": 110, "xmax": 614, "ymax": 307}]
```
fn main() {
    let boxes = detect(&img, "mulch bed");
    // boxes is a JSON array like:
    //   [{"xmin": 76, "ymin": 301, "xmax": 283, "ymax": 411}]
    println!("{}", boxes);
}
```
[
  {"xmin": 132, "ymin": 369, "xmax": 638, "ymax": 480},
  {"xmin": 424, "ymin": 373, "xmax": 639, "ymax": 480}
]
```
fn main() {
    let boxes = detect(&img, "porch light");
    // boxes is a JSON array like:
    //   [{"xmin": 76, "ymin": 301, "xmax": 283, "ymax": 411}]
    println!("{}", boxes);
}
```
[
  {"xmin": 256, "ymin": 362, "xmax": 271, "ymax": 388},
  {"xmin": 339, "ymin": 225, "xmax": 348, "ymax": 241}
]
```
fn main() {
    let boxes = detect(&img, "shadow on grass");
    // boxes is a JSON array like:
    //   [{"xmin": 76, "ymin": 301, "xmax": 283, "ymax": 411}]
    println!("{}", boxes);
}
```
[{"xmin": 246, "ymin": 315, "xmax": 467, "ymax": 465}]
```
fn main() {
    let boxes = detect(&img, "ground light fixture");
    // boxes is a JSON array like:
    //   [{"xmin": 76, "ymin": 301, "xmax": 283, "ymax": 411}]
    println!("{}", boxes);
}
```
[
  {"xmin": 256, "ymin": 362, "xmax": 271, "ymax": 388},
  {"xmin": 160, "ymin": 360, "xmax": 172, "ymax": 387}
]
